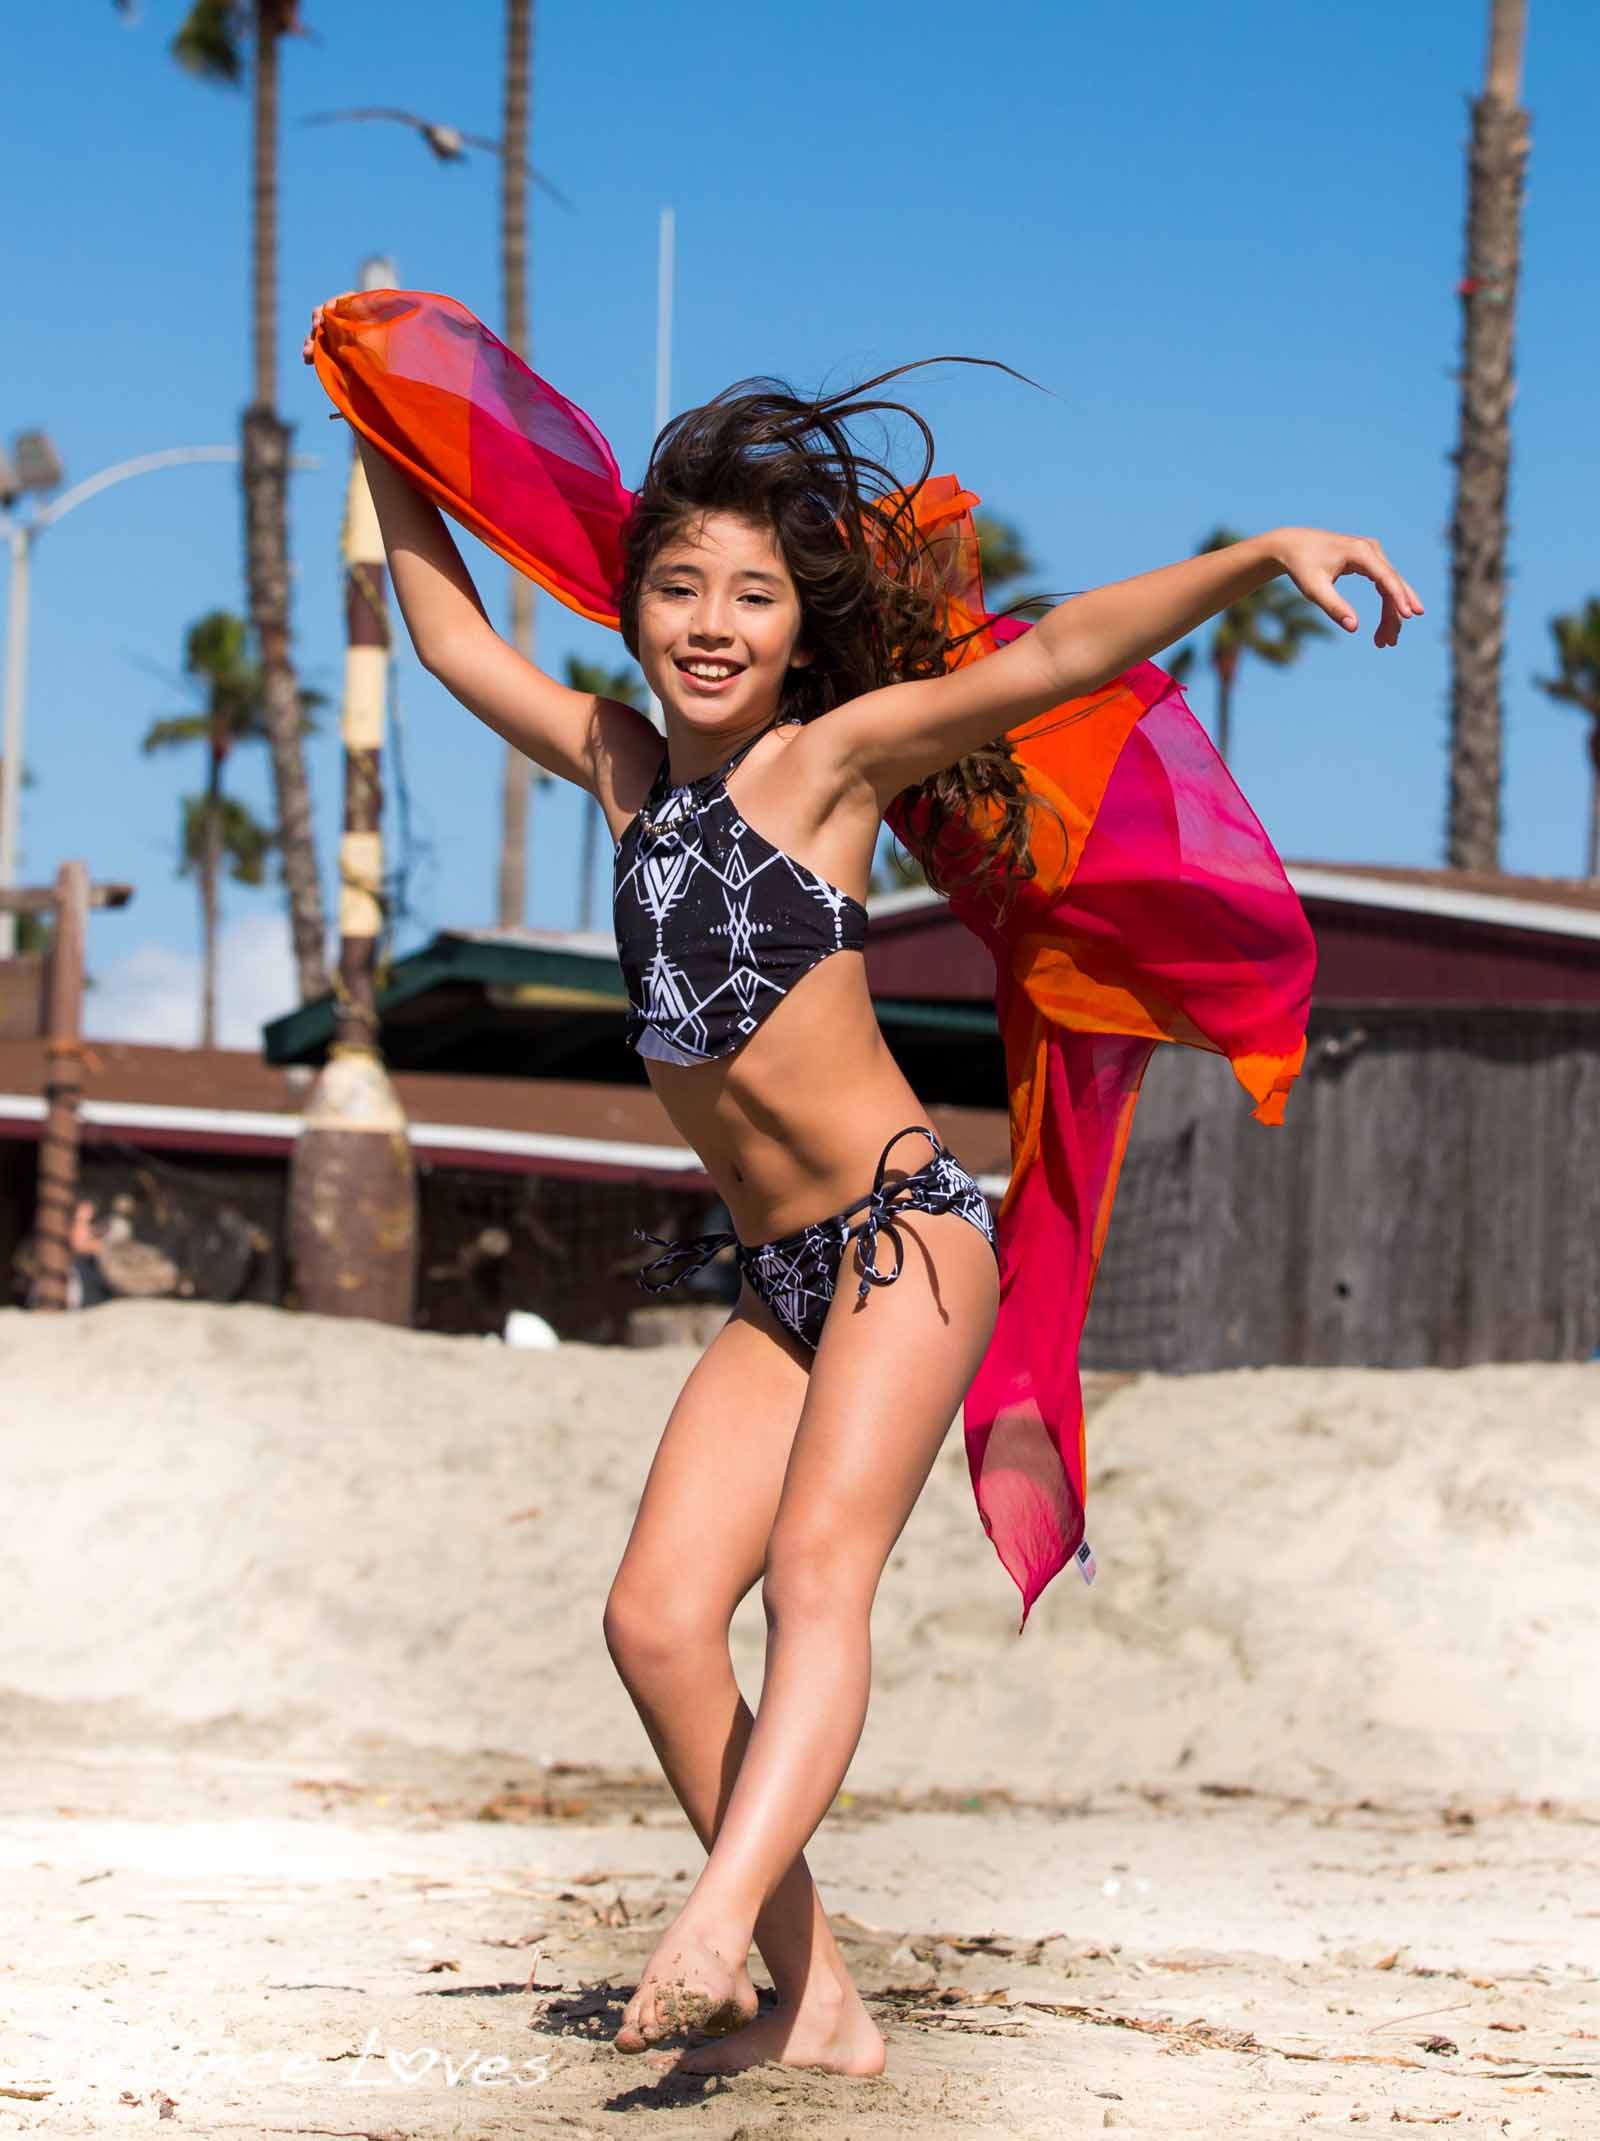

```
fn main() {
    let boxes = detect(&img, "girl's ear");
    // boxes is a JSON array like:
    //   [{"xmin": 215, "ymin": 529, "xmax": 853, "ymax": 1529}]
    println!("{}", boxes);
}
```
[{"xmin": 788, "ymin": 642, "xmax": 815, "ymax": 670}]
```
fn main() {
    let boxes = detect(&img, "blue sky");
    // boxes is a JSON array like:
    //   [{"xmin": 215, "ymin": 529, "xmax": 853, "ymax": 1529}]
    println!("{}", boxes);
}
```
[{"xmin": 5, "ymin": 2, "xmax": 1598, "ymax": 1043}]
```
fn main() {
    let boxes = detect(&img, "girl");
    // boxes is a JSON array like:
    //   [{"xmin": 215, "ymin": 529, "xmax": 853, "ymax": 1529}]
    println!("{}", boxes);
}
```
[{"xmin": 306, "ymin": 292, "xmax": 1419, "ymax": 2078}]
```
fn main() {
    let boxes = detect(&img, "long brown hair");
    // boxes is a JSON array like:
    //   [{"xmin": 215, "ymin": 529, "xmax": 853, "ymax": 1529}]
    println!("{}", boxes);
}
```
[{"xmin": 616, "ymin": 359, "xmax": 1057, "ymax": 900}]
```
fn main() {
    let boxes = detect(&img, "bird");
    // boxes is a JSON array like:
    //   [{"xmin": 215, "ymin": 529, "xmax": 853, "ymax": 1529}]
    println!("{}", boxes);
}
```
[{"xmin": 301, "ymin": 108, "xmax": 573, "ymax": 209}]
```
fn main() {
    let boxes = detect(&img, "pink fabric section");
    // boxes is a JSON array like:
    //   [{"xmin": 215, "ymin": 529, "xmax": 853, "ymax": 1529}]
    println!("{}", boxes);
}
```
[
  {"xmin": 938, "ymin": 665, "xmax": 1315, "ymax": 1629},
  {"xmin": 313, "ymin": 289, "xmax": 631, "ymax": 625}
]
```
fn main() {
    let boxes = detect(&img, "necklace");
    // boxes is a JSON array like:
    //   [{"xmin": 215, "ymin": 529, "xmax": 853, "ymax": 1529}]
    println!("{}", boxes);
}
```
[
  {"xmin": 635, "ymin": 720, "xmax": 785, "ymax": 846},
  {"xmin": 636, "ymin": 766, "xmax": 720, "ymax": 846}
]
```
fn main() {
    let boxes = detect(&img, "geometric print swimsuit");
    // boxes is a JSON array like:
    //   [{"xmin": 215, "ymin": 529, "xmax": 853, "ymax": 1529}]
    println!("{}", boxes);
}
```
[
  {"xmin": 637, "ymin": 1124, "xmax": 998, "ymax": 1353},
  {"xmin": 613, "ymin": 720, "xmax": 997, "ymax": 1351},
  {"xmin": 612, "ymin": 719, "xmax": 867, "ymax": 1067}
]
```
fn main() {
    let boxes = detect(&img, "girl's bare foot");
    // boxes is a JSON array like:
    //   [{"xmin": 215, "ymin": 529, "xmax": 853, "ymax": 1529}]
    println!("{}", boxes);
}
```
[
  {"xmin": 614, "ymin": 1918, "xmax": 759, "ymax": 2052},
  {"xmin": 646, "ymin": 1973, "xmax": 886, "ymax": 2077}
]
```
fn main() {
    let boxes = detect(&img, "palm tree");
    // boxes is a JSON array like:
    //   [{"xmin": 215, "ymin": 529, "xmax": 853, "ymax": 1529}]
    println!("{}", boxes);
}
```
[
  {"xmin": 974, "ymin": 512, "xmax": 1034, "ymax": 598},
  {"xmin": 1534, "ymin": 600, "xmax": 1600, "ymax": 880},
  {"xmin": 497, "ymin": 0, "xmax": 537, "ymax": 929},
  {"xmin": 1446, "ymin": 0, "xmax": 1531, "ymax": 870},
  {"xmin": 1165, "ymin": 527, "xmax": 1330, "ymax": 767},
  {"xmin": 974, "ymin": 511, "xmax": 1054, "ymax": 623},
  {"xmin": 563, "ymin": 656, "xmax": 646, "ymax": 930},
  {"xmin": 143, "ymin": 608, "xmax": 320, "ymax": 1046},
  {"xmin": 162, "ymin": 0, "xmax": 330, "ymax": 1003}
]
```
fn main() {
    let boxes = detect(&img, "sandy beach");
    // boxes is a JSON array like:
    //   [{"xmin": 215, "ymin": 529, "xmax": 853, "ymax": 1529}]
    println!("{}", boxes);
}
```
[{"xmin": 1, "ymin": 1300, "xmax": 1596, "ymax": 2137}]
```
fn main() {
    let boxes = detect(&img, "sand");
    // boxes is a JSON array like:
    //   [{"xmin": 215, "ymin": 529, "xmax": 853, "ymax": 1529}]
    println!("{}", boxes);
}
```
[{"xmin": 1, "ymin": 1300, "xmax": 1596, "ymax": 2137}]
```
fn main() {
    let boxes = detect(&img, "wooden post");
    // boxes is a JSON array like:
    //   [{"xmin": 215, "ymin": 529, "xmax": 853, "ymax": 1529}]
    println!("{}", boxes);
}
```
[
  {"xmin": 285, "ymin": 302, "xmax": 418, "ymax": 1328},
  {"xmin": 31, "ymin": 861, "xmax": 87, "ymax": 1310},
  {"xmin": 0, "ymin": 869, "xmax": 133, "ymax": 1310}
]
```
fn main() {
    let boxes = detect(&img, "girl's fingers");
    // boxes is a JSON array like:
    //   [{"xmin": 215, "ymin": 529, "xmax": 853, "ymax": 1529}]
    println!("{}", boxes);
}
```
[
  {"xmin": 1299, "ymin": 536, "xmax": 1423, "ymax": 645},
  {"xmin": 1313, "ymin": 572, "xmax": 1360, "ymax": 630}
]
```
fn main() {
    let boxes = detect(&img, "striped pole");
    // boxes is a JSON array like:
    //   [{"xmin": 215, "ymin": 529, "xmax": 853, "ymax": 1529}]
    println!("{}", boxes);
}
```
[
  {"xmin": 286, "ymin": 256, "xmax": 418, "ymax": 1327},
  {"xmin": 335, "ymin": 402, "xmax": 388, "ymax": 1046}
]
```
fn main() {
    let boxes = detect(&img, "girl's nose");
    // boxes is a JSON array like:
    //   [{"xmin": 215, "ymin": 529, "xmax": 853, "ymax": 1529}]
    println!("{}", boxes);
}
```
[{"xmin": 690, "ymin": 601, "xmax": 734, "ymax": 643}]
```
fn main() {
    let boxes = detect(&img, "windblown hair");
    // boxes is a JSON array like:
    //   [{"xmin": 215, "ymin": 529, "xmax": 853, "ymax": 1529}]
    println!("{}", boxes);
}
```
[{"xmin": 615, "ymin": 359, "xmax": 1056, "ymax": 901}]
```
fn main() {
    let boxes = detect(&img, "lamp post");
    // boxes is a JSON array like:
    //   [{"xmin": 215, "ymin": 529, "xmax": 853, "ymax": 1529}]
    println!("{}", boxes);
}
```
[
  {"xmin": 0, "ymin": 439, "xmax": 317, "ymax": 956},
  {"xmin": 646, "ymin": 205, "xmax": 675, "ymax": 734}
]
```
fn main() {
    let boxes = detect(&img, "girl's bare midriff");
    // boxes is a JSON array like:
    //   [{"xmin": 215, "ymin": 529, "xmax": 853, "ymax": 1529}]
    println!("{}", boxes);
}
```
[
  {"xmin": 610, "ymin": 718, "xmax": 944, "ymax": 1245},
  {"xmin": 643, "ymin": 953, "xmax": 937, "ymax": 1246}
]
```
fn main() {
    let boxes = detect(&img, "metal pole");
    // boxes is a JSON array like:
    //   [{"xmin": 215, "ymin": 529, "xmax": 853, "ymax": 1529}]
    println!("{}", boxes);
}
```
[
  {"xmin": 0, "ymin": 520, "xmax": 32, "ymax": 958},
  {"xmin": 0, "ymin": 445, "xmax": 317, "ymax": 958},
  {"xmin": 646, "ymin": 205, "xmax": 675, "ymax": 734},
  {"xmin": 655, "ymin": 205, "xmax": 675, "ymax": 439}
]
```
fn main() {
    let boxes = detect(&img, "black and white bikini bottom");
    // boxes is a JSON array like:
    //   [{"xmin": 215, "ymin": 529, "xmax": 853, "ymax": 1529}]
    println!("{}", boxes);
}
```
[{"xmin": 636, "ymin": 1125, "xmax": 998, "ymax": 1353}]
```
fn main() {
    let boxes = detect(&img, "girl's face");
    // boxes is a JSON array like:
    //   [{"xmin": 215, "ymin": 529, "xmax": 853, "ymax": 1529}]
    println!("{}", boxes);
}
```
[{"xmin": 635, "ymin": 510, "xmax": 811, "ymax": 738}]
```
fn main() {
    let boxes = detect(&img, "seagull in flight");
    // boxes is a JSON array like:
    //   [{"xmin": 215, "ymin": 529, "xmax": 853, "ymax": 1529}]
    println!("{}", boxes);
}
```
[{"xmin": 302, "ymin": 109, "xmax": 573, "ymax": 209}]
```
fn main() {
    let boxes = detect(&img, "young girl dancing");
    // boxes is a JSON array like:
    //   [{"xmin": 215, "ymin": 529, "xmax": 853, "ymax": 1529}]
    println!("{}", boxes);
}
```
[{"xmin": 307, "ymin": 291, "xmax": 1419, "ymax": 2078}]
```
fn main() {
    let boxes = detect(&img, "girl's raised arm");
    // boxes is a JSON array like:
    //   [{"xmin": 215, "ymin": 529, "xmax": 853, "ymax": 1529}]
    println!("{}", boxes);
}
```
[
  {"xmin": 830, "ymin": 527, "xmax": 1424, "ymax": 805},
  {"xmin": 352, "ymin": 436, "xmax": 658, "ymax": 807},
  {"xmin": 304, "ymin": 300, "xmax": 657, "ymax": 811}
]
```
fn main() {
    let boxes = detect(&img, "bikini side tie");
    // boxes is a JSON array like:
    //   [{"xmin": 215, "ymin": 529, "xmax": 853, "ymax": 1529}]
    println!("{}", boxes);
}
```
[
  {"xmin": 634, "ymin": 1227, "xmax": 738, "ymax": 1293},
  {"xmin": 846, "ymin": 1127, "xmax": 966, "ymax": 1305}
]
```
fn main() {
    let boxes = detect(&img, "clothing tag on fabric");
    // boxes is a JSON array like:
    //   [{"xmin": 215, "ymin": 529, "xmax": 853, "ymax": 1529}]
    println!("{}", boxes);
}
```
[{"xmin": 1075, "ymin": 1539, "xmax": 1097, "ymax": 1586}]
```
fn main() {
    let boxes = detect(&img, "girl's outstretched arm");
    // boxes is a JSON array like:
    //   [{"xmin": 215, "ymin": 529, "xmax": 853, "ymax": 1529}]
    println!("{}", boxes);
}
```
[{"xmin": 831, "ymin": 526, "xmax": 1423, "ymax": 805}]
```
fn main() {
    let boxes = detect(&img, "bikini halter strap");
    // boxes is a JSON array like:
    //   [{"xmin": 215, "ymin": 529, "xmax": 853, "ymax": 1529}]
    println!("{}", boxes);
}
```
[{"xmin": 651, "ymin": 713, "xmax": 794, "ymax": 801}]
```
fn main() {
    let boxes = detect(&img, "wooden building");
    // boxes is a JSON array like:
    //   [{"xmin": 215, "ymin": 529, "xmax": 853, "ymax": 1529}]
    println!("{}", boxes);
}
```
[
  {"xmin": 4, "ymin": 862, "xmax": 1596, "ymax": 1364},
  {"xmin": 0, "ymin": 1037, "xmax": 1007, "ymax": 1341},
  {"xmin": 858, "ymin": 865, "xmax": 1600, "ymax": 1370}
]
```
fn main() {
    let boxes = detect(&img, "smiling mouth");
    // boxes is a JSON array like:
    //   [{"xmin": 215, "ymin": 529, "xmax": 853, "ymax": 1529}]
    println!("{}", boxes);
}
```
[{"xmin": 674, "ymin": 659, "xmax": 745, "ymax": 683}]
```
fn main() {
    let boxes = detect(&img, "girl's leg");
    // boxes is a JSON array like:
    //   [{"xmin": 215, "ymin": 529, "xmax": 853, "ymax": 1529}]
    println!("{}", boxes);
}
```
[
  {"xmin": 618, "ymin": 1209, "xmax": 999, "ymax": 2067},
  {"xmin": 603, "ymin": 1292, "xmax": 880, "ymax": 2061}
]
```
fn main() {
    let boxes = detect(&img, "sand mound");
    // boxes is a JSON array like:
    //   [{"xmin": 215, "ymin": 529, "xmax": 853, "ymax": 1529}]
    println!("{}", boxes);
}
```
[{"xmin": 5, "ymin": 1301, "xmax": 1596, "ymax": 1801}]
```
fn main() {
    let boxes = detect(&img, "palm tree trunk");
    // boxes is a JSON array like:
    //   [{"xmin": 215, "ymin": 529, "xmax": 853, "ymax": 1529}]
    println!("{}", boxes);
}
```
[
  {"xmin": 1588, "ymin": 721, "xmax": 1600, "ymax": 881},
  {"xmin": 1215, "ymin": 658, "xmax": 1235, "ymax": 767},
  {"xmin": 201, "ymin": 748, "xmax": 222, "ymax": 1051},
  {"xmin": 1446, "ymin": 0, "xmax": 1529, "ymax": 871},
  {"xmin": 496, "ymin": 0, "xmax": 534, "ymax": 927},
  {"xmin": 578, "ymin": 796, "xmax": 599, "ymax": 931},
  {"xmin": 243, "ymin": 1, "xmax": 328, "ymax": 1000}
]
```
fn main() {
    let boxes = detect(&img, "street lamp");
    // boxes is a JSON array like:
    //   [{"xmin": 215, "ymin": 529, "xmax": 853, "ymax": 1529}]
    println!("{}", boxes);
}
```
[{"xmin": 0, "ymin": 438, "xmax": 318, "ymax": 957}]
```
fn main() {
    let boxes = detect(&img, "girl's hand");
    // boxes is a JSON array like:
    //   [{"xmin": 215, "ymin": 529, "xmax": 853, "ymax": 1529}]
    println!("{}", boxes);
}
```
[
  {"xmin": 1269, "ymin": 527, "xmax": 1424, "ymax": 648},
  {"xmin": 302, "ymin": 291, "xmax": 356, "ymax": 365}
]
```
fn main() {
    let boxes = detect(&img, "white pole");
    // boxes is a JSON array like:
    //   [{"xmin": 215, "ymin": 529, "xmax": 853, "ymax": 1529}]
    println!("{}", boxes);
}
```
[
  {"xmin": 647, "ymin": 205, "xmax": 676, "ymax": 736},
  {"xmin": 0, "ymin": 520, "xmax": 32, "ymax": 957},
  {"xmin": 655, "ymin": 205, "xmax": 675, "ymax": 440}
]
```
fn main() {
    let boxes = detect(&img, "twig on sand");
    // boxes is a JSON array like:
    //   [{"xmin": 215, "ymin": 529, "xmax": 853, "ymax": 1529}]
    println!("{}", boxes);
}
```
[
  {"xmin": 1023, "ymin": 1998, "xmax": 1597, "ymax": 2086},
  {"xmin": 1369, "ymin": 1999, "xmax": 1474, "ymax": 2034}
]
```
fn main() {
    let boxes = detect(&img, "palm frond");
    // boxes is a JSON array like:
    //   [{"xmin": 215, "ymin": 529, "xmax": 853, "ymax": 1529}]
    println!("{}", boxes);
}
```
[
  {"xmin": 179, "ymin": 793, "xmax": 277, "ymax": 883},
  {"xmin": 1534, "ymin": 601, "xmax": 1600, "ymax": 717},
  {"xmin": 563, "ymin": 655, "xmax": 648, "ymax": 711},
  {"xmin": 172, "ymin": 0, "xmax": 245, "ymax": 83},
  {"xmin": 143, "ymin": 714, "xmax": 211, "ymax": 754}
]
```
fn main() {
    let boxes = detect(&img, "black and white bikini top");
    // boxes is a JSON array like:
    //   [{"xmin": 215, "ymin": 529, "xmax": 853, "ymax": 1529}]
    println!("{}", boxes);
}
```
[{"xmin": 611, "ymin": 720, "xmax": 868, "ymax": 1067}]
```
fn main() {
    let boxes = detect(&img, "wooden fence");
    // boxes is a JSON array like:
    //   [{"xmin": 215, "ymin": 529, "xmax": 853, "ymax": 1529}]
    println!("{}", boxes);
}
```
[{"xmin": 1082, "ymin": 1006, "xmax": 1600, "ymax": 1371}]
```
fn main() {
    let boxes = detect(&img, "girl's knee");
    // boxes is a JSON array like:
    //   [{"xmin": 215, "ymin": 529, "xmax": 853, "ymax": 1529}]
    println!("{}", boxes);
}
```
[
  {"xmin": 603, "ymin": 1571, "xmax": 736, "ymax": 1680},
  {"xmin": 761, "ymin": 1529, "xmax": 875, "ymax": 1628}
]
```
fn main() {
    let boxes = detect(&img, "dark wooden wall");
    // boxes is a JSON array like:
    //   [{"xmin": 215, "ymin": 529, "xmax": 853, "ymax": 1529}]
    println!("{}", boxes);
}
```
[{"xmin": 1082, "ymin": 1008, "xmax": 1600, "ymax": 1371}]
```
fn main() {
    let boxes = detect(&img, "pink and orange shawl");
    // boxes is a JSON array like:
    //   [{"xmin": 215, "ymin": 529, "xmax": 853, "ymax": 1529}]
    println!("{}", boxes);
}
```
[{"xmin": 313, "ymin": 290, "xmax": 1315, "ymax": 1630}]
